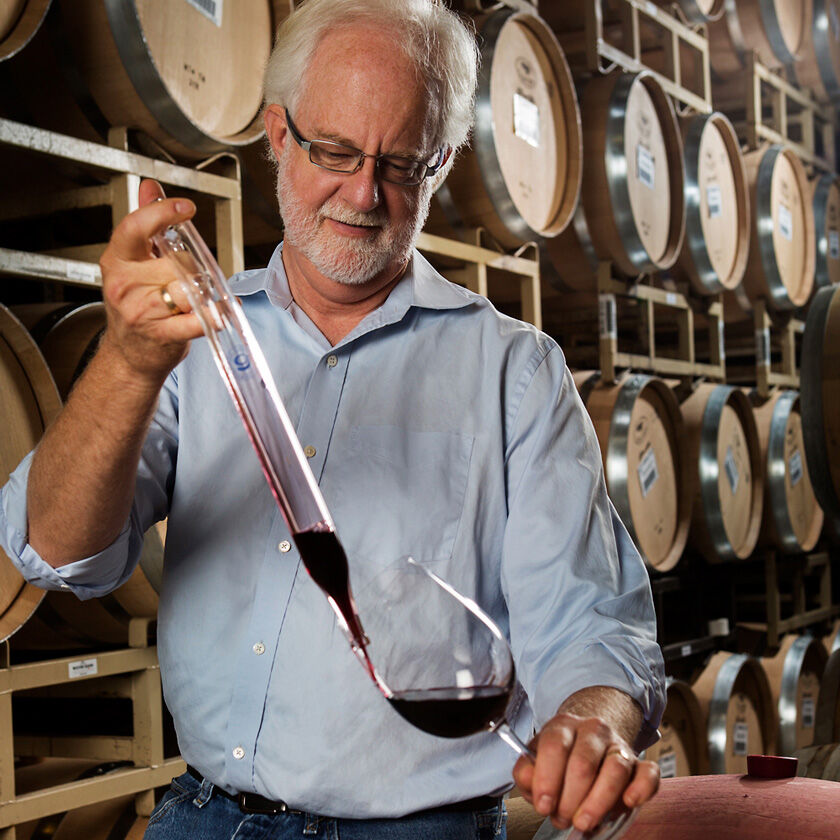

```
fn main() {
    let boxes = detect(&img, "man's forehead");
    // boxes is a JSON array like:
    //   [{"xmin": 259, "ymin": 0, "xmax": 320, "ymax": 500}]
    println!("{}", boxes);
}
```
[{"xmin": 296, "ymin": 26, "xmax": 437, "ymax": 153}]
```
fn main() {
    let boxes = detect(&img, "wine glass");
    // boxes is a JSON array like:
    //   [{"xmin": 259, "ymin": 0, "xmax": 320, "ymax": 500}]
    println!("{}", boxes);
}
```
[{"xmin": 353, "ymin": 556, "xmax": 638, "ymax": 840}]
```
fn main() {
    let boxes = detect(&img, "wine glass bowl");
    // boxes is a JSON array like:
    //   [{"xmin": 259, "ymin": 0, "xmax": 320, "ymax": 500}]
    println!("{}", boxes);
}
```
[{"xmin": 353, "ymin": 556, "xmax": 531, "ymax": 750}]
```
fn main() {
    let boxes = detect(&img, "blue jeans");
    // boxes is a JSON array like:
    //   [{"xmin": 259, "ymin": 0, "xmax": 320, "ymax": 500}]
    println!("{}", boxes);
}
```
[{"xmin": 144, "ymin": 772, "xmax": 507, "ymax": 839}]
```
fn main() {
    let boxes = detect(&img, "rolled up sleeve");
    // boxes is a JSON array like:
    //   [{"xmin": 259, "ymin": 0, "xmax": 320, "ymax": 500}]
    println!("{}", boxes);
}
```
[
  {"xmin": 501, "ymin": 346, "xmax": 666, "ymax": 749},
  {"xmin": 0, "ymin": 372, "xmax": 180, "ymax": 601}
]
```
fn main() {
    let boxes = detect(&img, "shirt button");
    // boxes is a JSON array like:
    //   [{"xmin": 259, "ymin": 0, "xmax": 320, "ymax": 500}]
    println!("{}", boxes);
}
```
[
  {"xmin": 253, "ymin": 642, "xmax": 265, "ymax": 655},
  {"xmin": 326, "ymin": 354, "xmax": 338, "ymax": 368},
  {"xmin": 304, "ymin": 445, "xmax": 316, "ymax": 458},
  {"xmin": 278, "ymin": 540, "xmax": 292, "ymax": 553},
  {"xmin": 232, "ymin": 746, "xmax": 245, "ymax": 760}
]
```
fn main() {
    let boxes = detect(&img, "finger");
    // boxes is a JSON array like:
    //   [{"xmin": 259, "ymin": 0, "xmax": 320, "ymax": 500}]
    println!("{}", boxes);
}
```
[
  {"xmin": 570, "ymin": 746, "xmax": 636, "ymax": 833},
  {"xmin": 622, "ymin": 758, "xmax": 660, "ymax": 809},
  {"xmin": 138, "ymin": 178, "xmax": 167, "ymax": 207},
  {"xmin": 108, "ymin": 197, "xmax": 196, "ymax": 262},
  {"xmin": 512, "ymin": 747, "xmax": 537, "ymax": 799},
  {"xmin": 529, "ymin": 722, "xmax": 575, "ymax": 817},
  {"xmin": 553, "ymin": 724, "xmax": 610, "ymax": 827}
]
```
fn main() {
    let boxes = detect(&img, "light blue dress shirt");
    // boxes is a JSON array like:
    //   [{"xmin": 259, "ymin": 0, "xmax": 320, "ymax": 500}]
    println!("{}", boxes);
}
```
[{"xmin": 1, "ymin": 245, "xmax": 665, "ymax": 818}]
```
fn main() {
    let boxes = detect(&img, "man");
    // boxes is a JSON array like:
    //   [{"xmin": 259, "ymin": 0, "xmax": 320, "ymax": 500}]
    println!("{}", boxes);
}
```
[{"xmin": 1, "ymin": 1, "xmax": 666, "ymax": 837}]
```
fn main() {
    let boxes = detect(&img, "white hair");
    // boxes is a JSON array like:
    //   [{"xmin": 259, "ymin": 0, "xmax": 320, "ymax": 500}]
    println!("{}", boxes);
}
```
[{"xmin": 263, "ymin": 0, "xmax": 479, "ymax": 153}]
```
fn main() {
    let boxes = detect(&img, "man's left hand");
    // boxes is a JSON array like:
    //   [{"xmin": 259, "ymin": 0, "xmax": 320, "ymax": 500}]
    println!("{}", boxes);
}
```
[{"xmin": 512, "ymin": 707, "xmax": 660, "ymax": 834}]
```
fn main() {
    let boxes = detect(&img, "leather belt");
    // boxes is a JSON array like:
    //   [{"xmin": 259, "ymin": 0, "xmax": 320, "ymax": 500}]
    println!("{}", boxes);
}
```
[{"xmin": 186, "ymin": 764, "xmax": 500, "ymax": 816}]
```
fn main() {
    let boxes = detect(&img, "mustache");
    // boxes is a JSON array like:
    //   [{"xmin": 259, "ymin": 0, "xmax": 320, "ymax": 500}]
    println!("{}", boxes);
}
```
[{"xmin": 319, "ymin": 201, "xmax": 388, "ymax": 228}]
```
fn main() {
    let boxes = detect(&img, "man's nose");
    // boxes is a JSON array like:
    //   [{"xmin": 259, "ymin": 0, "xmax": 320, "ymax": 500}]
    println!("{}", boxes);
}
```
[{"xmin": 340, "ymin": 157, "xmax": 381, "ymax": 213}]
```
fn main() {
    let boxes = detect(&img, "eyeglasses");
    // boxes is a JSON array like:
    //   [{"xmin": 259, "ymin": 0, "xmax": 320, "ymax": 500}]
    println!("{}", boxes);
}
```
[{"xmin": 284, "ymin": 108, "xmax": 446, "ymax": 187}]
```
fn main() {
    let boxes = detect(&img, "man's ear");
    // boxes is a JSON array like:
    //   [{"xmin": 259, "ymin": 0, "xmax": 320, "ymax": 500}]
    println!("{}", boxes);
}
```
[{"xmin": 264, "ymin": 104, "xmax": 288, "ymax": 160}]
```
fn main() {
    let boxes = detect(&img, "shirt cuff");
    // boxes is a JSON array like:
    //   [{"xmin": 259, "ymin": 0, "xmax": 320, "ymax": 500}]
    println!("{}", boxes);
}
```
[
  {"xmin": 1, "ymin": 451, "xmax": 136, "ymax": 599},
  {"xmin": 531, "ymin": 635, "xmax": 666, "ymax": 753}
]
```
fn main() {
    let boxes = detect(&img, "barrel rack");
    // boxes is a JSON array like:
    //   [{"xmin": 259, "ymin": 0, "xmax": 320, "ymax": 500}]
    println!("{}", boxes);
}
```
[
  {"xmin": 0, "ymin": 117, "xmax": 240, "ymax": 836},
  {"xmin": 0, "ymin": 117, "xmax": 244, "ymax": 289},
  {"xmin": 0, "ymin": 620, "xmax": 185, "ymax": 839},
  {"xmin": 559, "ymin": 0, "xmax": 713, "ymax": 114},
  {"xmin": 736, "ymin": 550, "xmax": 839, "ymax": 649},
  {"xmin": 418, "ymin": 228, "xmax": 542, "ymax": 329},
  {"xmin": 714, "ymin": 51, "xmax": 837, "ymax": 175},
  {"xmin": 594, "ymin": 262, "xmax": 726, "ymax": 384}
]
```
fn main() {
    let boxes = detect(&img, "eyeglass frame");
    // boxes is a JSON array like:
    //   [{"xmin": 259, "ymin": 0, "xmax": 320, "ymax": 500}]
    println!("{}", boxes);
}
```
[{"xmin": 283, "ymin": 108, "xmax": 447, "ymax": 186}]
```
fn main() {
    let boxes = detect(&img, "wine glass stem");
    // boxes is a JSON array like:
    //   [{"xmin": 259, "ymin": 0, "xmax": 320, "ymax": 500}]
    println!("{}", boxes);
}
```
[{"xmin": 493, "ymin": 720, "xmax": 537, "ymax": 761}]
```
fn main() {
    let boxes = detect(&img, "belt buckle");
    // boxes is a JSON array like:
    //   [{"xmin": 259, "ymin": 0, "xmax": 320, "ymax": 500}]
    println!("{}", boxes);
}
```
[{"xmin": 238, "ymin": 792, "xmax": 288, "ymax": 815}]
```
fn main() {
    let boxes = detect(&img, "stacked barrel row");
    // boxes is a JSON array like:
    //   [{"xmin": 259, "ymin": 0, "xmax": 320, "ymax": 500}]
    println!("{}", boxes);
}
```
[
  {"xmin": 429, "ymin": 2, "xmax": 840, "ymax": 307},
  {"xmin": 644, "ymin": 626, "xmax": 840, "ymax": 778},
  {"xmin": 570, "ymin": 370, "xmax": 823, "ymax": 572}
]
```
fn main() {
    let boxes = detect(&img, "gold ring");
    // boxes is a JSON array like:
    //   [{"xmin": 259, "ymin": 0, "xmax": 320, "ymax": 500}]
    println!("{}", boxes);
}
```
[
  {"xmin": 160, "ymin": 286, "xmax": 180, "ymax": 315},
  {"xmin": 605, "ymin": 746, "xmax": 634, "ymax": 763}
]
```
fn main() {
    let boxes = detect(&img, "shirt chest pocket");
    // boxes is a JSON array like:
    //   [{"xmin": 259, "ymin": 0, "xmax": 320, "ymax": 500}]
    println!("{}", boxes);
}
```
[{"xmin": 329, "ymin": 425, "xmax": 475, "ymax": 568}]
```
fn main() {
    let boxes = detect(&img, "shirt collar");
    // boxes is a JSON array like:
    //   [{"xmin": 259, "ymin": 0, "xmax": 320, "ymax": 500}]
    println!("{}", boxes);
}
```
[{"xmin": 227, "ymin": 241, "xmax": 476, "ymax": 317}]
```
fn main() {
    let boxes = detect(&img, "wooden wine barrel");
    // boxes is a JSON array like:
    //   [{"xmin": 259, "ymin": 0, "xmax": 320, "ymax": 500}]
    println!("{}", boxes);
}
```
[
  {"xmin": 680, "ymin": 384, "xmax": 763, "ymax": 561},
  {"xmin": 753, "ymin": 390, "xmax": 823, "ymax": 553},
  {"xmin": 727, "ymin": 146, "xmax": 815, "ymax": 318},
  {"xmin": 13, "ymin": 301, "xmax": 105, "ymax": 400},
  {"xmin": 0, "ymin": 304, "xmax": 62, "ymax": 643},
  {"xmin": 573, "ymin": 371, "xmax": 690, "ymax": 572},
  {"xmin": 644, "ymin": 678, "xmax": 708, "ymax": 778},
  {"xmin": 693, "ymin": 651, "xmax": 777, "ymax": 773},
  {"xmin": 654, "ymin": 0, "xmax": 724, "ymax": 23},
  {"xmin": 3, "ymin": 0, "xmax": 288, "ymax": 160},
  {"xmin": 623, "ymin": 774, "xmax": 840, "ymax": 839},
  {"xmin": 708, "ymin": 0, "xmax": 812, "ymax": 77},
  {"xmin": 0, "ymin": 0, "xmax": 49, "ymax": 61},
  {"xmin": 761, "ymin": 634, "xmax": 828, "ymax": 754},
  {"xmin": 801, "ymin": 283, "xmax": 840, "ymax": 523},
  {"xmin": 790, "ymin": 0, "xmax": 840, "ymax": 102},
  {"xmin": 811, "ymin": 174, "xmax": 840, "ymax": 289},
  {"xmin": 672, "ymin": 112, "xmax": 750, "ymax": 295},
  {"xmin": 441, "ymin": 8, "xmax": 581, "ymax": 249},
  {"xmin": 795, "ymin": 743, "xmax": 840, "ymax": 780},
  {"xmin": 814, "ymin": 648, "xmax": 840, "ymax": 744},
  {"xmin": 545, "ymin": 71, "xmax": 685, "ymax": 290}
]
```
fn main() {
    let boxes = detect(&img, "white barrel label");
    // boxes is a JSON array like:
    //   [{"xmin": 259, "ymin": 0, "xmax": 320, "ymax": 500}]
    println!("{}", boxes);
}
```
[
  {"xmin": 829, "ymin": 230, "xmax": 840, "ymax": 260},
  {"xmin": 778, "ymin": 205, "xmax": 794, "ymax": 241},
  {"xmin": 636, "ymin": 145, "xmax": 655, "ymax": 189},
  {"xmin": 801, "ymin": 694, "xmax": 815, "ymax": 729},
  {"xmin": 185, "ymin": 0, "xmax": 223, "ymax": 26},
  {"xmin": 724, "ymin": 446, "xmax": 740, "ymax": 495},
  {"xmin": 513, "ymin": 93, "xmax": 541, "ymax": 149},
  {"xmin": 733, "ymin": 721, "xmax": 749, "ymax": 755},
  {"xmin": 706, "ymin": 184, "xmax": 723, "ymax": 219},
  {"xmin": 599, "ymin": 293, "xmax": 617, "ymax": 340},
  {"xmin": 638, "ymin": 448, "xmax": 659, "ymax": 498},
  {"xmin": 789, "ymin": 450, "xmax": 803, "ymax": 487},
  {"xmin": 658, "ymin": 751, "xmax": 677, "ymax": 779}
]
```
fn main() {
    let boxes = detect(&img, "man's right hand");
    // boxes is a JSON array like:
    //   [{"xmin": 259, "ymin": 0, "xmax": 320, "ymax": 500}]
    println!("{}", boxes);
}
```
[{"xmin": 98, "ymin": 179, "xmax": 204, "ymax": 384}]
